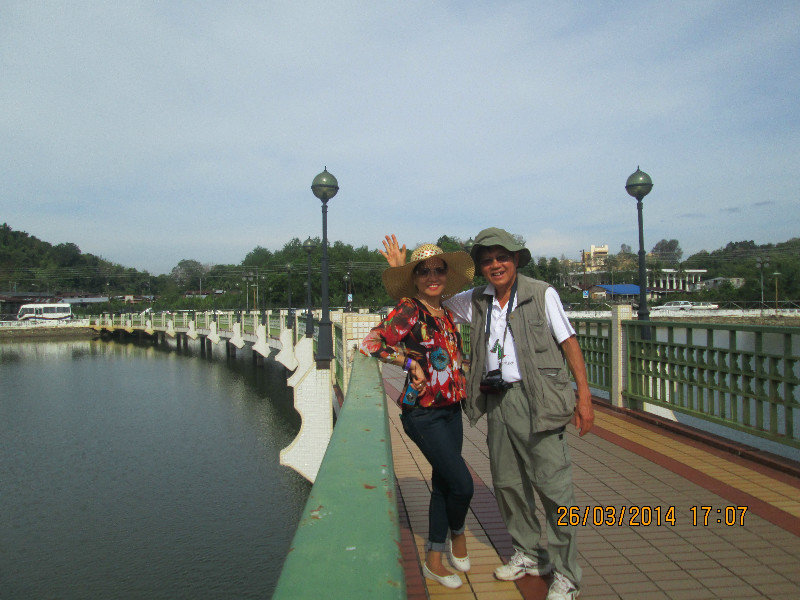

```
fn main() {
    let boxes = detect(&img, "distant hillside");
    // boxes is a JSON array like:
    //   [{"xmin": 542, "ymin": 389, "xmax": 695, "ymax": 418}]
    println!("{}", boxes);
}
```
[
  {"xmin": 0, "ymin": 223, "xmax": 147, "ymax": 292},
  {"xmin": 684, "ymin": 238, "xmax": 800, "ymax": 277}
]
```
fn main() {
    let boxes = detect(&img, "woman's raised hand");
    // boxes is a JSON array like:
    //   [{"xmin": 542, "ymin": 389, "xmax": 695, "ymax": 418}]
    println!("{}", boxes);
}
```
[{"xmin": 379, "ymin": 234, "xmax": 407, "ymax": 267}]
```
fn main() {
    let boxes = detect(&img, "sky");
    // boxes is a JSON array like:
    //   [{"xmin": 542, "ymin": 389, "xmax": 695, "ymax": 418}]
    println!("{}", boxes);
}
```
[{"xmin": 1, "ymin": 2, "xmax": 799, "ymax": 275}]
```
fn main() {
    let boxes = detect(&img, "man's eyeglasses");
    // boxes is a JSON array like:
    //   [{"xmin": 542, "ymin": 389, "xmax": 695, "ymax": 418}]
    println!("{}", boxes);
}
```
[
  {"xmin": 479, "ymin": 253, "xmax": 514, "ymax": 267},
  {"xmin": 414, "ymin": 266, "xmax": 448, "ymax": 277}
]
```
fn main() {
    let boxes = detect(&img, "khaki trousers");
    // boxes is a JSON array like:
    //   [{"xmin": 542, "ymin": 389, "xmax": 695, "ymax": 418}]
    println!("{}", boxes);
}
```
[{"xmin": 486, "ymin": 384, "xmax": 581, "ymax": 587}]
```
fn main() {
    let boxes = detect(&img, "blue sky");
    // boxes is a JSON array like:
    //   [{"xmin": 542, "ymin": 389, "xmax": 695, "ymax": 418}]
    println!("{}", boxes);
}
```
[{"xmin": 1, "ymin": 2, "xmax": 798, "ymax": 274}]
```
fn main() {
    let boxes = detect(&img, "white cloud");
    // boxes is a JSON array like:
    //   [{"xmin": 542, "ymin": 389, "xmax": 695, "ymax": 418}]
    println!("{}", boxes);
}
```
[{"xmin": 1, "ymin": 1, "xmax": 799, "ymax": 273}]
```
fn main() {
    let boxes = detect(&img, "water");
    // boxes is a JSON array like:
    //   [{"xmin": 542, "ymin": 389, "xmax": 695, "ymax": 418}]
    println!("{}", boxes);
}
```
[{"xmin": 0, "ymin": 337, "xmax": 310, "ymax": 599}]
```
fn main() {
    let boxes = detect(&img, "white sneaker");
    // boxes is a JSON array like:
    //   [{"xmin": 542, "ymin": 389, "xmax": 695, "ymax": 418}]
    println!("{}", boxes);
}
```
[
  {"xmin": 494, "ymin": 550, "xmax": 554, "ymax": 581},
  {"xmin": 546, "ymin": 571, "xmax": 579, "ymax": 600}
]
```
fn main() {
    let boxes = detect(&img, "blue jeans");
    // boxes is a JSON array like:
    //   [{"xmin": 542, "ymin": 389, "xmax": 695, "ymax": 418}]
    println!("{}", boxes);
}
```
[{"xmin": 400, "ymin": 403, "xmax": 474, "ymax": 552}]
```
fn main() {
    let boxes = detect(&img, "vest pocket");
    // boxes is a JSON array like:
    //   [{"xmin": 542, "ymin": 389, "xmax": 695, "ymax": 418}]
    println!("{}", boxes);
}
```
[
  {"xmin": 539, "ymin": 367, "xmax": 575, "ymax": 419},
  {"xmin": 525, "ymin": 318, "xmax": 552, "ymax": 352}
]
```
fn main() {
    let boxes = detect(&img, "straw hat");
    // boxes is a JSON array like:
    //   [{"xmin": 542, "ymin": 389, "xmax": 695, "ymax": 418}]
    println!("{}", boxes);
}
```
[{"xmin": 382, "ymin": 244, "xmax": 475, "ymax": 300}]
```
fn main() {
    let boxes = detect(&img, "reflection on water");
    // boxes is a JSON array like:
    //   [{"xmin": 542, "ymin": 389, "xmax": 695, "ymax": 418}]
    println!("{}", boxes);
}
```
[{"xmin": 0, "ymin": 337, "xmax": 310, "ymax": 599}]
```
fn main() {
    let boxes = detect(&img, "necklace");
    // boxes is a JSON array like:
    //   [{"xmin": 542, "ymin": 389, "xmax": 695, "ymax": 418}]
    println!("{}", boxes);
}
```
[{"xmin": 415, "ymin": 296, "xmax": 443, "ymax": 314}]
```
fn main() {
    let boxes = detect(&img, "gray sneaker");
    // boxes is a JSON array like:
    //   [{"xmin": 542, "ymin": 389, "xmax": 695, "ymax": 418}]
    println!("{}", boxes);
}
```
[
  {"xmin": 546, "ymin": 571, "xmax": 579, "ymax": 599},
  {"xmin": 494, "ymin": 550, "xmax": 554, "ymax": 581}
]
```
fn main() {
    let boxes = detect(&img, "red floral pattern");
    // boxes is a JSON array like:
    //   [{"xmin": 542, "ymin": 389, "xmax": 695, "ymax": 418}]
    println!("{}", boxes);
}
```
[{"xmin": 360, "ymin": 297, "xmax": 466, "ymax": 408}]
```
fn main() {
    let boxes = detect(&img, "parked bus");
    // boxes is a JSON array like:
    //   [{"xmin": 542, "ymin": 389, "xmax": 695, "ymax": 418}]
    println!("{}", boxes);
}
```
[{"xmin": 17, "ymin": 303, "xmax": 73, "ymax": 321}]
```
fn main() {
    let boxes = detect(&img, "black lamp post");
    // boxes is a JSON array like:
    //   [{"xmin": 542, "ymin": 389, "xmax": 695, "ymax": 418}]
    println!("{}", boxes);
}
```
[
  {"xmin": 311, "ymin": 167, "xmax": 338, "ymax": 362},
  {"xmin": 286, "ymin": 264, "xmax": 293, "ymax": 319},
  {"xmin": 344, "ymin": 271, "xmax": 352, "ymax": 312},
  {"xmin": 303, "ymin": 237, "xmax": 315, "ymax": 338},
  {"xmin": 625, "ymin": 167, "xmax": 653, "ymax": 339},
  {"xmin": 756, "ymin": 256, "xmax": 769, "ymax": 314},
  {"xmin": 243, "ymin": 272, "xmax": 254, "ymax": 312}
]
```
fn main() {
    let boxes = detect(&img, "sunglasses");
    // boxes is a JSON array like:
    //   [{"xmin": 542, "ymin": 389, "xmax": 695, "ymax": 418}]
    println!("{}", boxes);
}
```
[
  {"xmin": 414, "ymin": 266, "xmax": 448, "ymax": 277},
  {"xmin": 479, "ymin": 253, "xmax": 514, "ymax": 267}
]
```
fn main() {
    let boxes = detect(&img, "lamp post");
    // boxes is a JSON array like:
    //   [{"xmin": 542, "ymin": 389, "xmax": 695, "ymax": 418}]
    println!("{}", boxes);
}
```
[
  {"xmin": 344, "ymin": 271, "xmax": 352, "ymax": 312},
  {"xmin": 303, "ymin": 237, "xmax": 315, "ymax": 338},
  {"xmin": 311, "ymin": 167, "xmax": 338, "ymax": 362},
  {"xmin": 243, "ymin": 272, "xmax": 254, "ymax": 312},
  {"xmin": 755, "ymin": 257, "xmax": 769, "ymax": 315},
  {"xmin": 625, "ymin": 167, "xmax": 653, "ymax": 339},
  {"xmin": 286, "ymin": 263, "xmax": 293, "ymax": 318},
  {"xmin": 773, "ymin": 272, "xmax": 781, "ymax": 315}
]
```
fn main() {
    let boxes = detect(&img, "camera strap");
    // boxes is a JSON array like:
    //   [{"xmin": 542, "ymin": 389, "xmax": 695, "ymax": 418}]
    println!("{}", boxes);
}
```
[
  {"xmin": 485, "ymin": 278, "xmax": 518, "ymax": 368},
  {"xmin": 485, "ymin": 278, "xmax": 518, "ymax": 334}
]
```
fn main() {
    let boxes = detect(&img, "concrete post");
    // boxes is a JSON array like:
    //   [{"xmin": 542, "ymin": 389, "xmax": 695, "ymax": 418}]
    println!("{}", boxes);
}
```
[{"xmin": 611, "ymin": 304, "xmax": 634, "ymax": 408}]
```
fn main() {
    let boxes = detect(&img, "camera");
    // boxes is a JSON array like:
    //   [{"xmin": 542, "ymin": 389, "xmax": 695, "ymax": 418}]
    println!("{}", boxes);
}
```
[{"xmin": 479, "ymin": 369, "xmax": 512, "ymax": 394}]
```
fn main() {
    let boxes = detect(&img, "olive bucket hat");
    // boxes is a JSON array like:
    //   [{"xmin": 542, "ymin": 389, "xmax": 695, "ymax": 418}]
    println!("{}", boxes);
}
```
[
  {"xmin": 382, "ymin": 244, "xmax": 475, "ymax": 301},
  {"xmin": 470, "ymin": 227, "xmax": 532, "ymax": 268}
]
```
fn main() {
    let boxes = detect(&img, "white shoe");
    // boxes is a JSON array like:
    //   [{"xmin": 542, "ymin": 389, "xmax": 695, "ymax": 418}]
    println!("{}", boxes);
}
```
[
  {"xmin": 423, "ymin": 564, "xmax": 463, "ymax": 589},
  {"xmin": 546, "ymin": 571, "xmax": 579, "ymax": 599},
  {"xmin": 447, "ymin": 539, "xmax": 470, "ymax": 572},
  {"xmin": 494, "ymin": 550, "xmax": 554, "ymax": 581}
]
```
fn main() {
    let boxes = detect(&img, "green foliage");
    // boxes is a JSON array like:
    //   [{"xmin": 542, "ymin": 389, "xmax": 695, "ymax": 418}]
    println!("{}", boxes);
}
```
[
  {"xmin": 3, "ymin": 222, "xmax": 799, "ymax": 309},
  {"xmin": 0, "ymin": 222, "xmax": 155, "ymax": 295},
  {"xmin": 651, "ymin": 239, "xmax": 683, "ymax": 264}
]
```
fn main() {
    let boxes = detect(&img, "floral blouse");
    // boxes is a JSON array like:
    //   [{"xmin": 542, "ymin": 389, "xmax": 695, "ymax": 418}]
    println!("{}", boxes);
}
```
[{"xmin": 359, "ymin": 297, "xmax": 466, "ymax": 409}]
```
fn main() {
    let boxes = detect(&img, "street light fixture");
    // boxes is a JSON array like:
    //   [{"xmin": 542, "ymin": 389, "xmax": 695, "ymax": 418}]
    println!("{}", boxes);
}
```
[
  {"xmin": 344, "ymin": 271, "xmax": 352, "ymax": 312},
  {"xmin": 303, "ymin": 237, "xmax": 315, "ymax": 338},
  {"xmin": 625, "ymin": 166, "xmax": 653, "ymax": 339},
  {"xmin": 755, "ymin": 256, "xmax": 769, "ymax": 314},
  {"xmin": 243, "ymin": 272, "xmax": 254, "ymax": 312},
  {"xmin": 286, "ymin": 263, "xmax": 293, "ymax": 318},
  {"xmin": 311, "ymin": 167, "xmax": 338, "ymax": 362},
  {"xmin": 773, "ymin": 271, "xmax": 781, "ymax": 315}
]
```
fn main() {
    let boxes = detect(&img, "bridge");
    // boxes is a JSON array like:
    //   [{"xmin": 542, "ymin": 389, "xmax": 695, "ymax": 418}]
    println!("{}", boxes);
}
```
[{"xmin": 85, "ymin": 308, "xmax": 800, "ymax": 598}]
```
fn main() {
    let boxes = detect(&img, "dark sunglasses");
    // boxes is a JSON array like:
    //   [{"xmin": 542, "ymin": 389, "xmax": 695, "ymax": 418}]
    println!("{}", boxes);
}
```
[
  {"xmin": 414, "ymin": 266, "xmax": 448, "ymax": 277},
  {"xmin": 479, "ymin": 253, "xmax": 514, "ymax": 267}
]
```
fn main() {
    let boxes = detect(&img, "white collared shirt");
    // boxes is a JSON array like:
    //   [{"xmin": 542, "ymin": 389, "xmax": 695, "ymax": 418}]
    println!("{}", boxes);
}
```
[{"xmin": 445, "ymin": 283, "xmax": 575, "ymax": 382}]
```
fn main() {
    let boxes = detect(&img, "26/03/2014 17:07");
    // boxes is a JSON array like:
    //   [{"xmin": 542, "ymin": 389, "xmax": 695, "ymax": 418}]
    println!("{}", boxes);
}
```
[{"xmin": 556, "ymin": 505, "xmax": 749, "ymax": 527}]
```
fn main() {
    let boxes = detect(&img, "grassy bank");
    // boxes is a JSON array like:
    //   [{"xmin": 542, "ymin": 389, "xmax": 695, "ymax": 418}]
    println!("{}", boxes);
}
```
[{"xmin": 0, "ymin": 327, "xmax": 99, "ymax": 341}]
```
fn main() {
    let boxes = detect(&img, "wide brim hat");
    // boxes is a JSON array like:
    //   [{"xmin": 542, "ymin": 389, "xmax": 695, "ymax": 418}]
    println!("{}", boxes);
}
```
[
  {"xmin": 470, "ymin": 227, "xmax": 532, "ymax": 268},
  {"xmin": 382, "ymin": 244, "xmax": 475, "ymax": 301}
]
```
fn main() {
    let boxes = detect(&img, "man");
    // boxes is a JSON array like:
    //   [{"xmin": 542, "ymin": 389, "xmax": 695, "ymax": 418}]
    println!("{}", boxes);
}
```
[{"xmin": 382, "ymin": 228, "xmax": 594, "ymax": 600}]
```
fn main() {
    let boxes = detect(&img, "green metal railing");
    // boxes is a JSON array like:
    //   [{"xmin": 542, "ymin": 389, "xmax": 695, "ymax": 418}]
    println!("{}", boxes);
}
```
[
  {"xmin": 269, "ymin": 313, "xmax": 281, "ymax": 337},
  {"xmin": 570, "ymin": 318, "xmax": 612, "ymax": 391},
  {"xmin": 273, "ymin": 352, "xmax": 404, "ymax": 599},
  {"xmin": 624, "ymin": 320, "xmax": 800, "ymax": 448}
]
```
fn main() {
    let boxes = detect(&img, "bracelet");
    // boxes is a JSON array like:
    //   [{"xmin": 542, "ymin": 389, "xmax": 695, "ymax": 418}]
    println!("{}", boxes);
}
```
[{"xmin": 403, "ymin": 357, "xmax": 413, "ymax": 372}]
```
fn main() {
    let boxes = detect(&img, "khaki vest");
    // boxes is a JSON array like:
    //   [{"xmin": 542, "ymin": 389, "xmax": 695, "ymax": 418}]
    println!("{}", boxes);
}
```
[{"xmin": 464, "ymin": 275, "xmax": 576, "ymax": 432}]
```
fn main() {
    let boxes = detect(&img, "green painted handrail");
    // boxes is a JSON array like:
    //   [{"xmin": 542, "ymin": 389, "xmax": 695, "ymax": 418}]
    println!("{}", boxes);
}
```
[
  {"xmin": 273, "ymin": 352, "xmax": 405, "ymax": 599},
  {"xmin": 624, "ymin": 319, "xmax": 800, "ymax": 448},
  {"xmin": 570, "ymin": 317, "xmax": 612, "ymax": 391}
]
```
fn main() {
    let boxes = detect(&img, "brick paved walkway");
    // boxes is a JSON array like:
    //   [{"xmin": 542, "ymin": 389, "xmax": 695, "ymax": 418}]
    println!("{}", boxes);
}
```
[{"xmin": 382, "ymin": 364, "xmax": 800, "ymax": 600}]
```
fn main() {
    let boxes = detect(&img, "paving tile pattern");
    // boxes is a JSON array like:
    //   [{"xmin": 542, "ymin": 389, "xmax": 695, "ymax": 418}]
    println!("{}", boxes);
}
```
[{"xmin": 382, "ymin": 364, "xmax": 800, "ymax": 599}]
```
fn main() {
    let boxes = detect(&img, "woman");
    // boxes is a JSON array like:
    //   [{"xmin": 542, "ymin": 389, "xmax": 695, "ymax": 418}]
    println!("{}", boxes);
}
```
[{"xmin": 360, "ymin": 243, "xmax": 475, "ymax": 589}]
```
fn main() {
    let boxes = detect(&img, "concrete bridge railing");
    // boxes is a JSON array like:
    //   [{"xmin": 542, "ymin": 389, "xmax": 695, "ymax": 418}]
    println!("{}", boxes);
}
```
[{"xmin": 273, "ymin": 352, "xmax": 405, "ymax": 599}]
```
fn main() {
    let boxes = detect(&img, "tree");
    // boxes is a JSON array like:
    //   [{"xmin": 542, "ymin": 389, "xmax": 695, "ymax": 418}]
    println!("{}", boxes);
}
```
[
  {"xmin": 52, "ymin": 242, "xmax": 82, "ymax": 267},
  {"xmin": 651, "ymin": 239, "xmax": 683, "ymax": 264},
  {"xmin": 170, "ymin": 259, "xmax": 208, "ymax": 289},
  {"xmin": 243, "ymin": 246, "xmax": 273, "ymax": 266}
]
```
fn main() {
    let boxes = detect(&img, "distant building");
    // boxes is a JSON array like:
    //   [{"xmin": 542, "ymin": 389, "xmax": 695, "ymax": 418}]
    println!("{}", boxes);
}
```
[
  {"xmin": 582, "ymin": 244, "xmax": 608, "ymax": 273},
  {"xmin": 588, "ymin": 284, "xmax": 656, "ymax": 301},
  {"xmin": 698, "ymin": 276, "xmax": 745, "ymax": 290},
  {"xmin": 645, "ymin": 268, "xmax": 707, "ymax": 292}
]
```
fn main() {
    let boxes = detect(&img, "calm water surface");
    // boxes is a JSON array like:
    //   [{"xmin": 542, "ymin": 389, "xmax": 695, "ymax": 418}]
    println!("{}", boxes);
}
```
[{"xmin": 1, "ymin": 338, "xmax": 310, "ymax": 599}]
